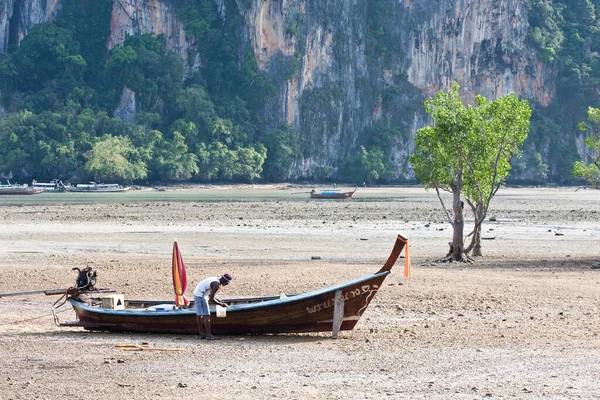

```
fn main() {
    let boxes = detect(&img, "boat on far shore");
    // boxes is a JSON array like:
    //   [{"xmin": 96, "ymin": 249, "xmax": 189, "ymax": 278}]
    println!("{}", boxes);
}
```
[
  {"xmin": 69, "ymin": 182, "xmax": 131, "ymax": 193},
  {"xmin": 310, "ymin": 187, "xmax": 357, "ymax": 199},
  {"xmin": 0, "ymin": 181, "xmax": 44, "ymax": 195},
  {"xmin": 32, "ymin": 179, "xmax": 69, "ymax": 192}
]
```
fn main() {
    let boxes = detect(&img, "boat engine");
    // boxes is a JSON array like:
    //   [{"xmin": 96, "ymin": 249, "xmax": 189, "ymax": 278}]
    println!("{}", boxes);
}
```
[{"xmin": 72, "ymin": 266, "xmax": 97, "ymax": 291}]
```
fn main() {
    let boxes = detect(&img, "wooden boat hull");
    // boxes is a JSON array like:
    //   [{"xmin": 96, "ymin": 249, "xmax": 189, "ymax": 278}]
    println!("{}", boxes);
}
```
[
  {"xmin": 310, "ymin": 188, "xmax": 357, "ymax": 199},
  {"xmin": 34, "ymin": 186, "xmax": 68, "ymax": 192},
  {"xmin": 62, "ymin": 273, "xmax": 387, "ymax": 334},
  {"xmin": 0, "ymin": 188, "xmax": 44, "ymax": 195},
  {"xmin": 69, "ymin": 187, "xmax": 130, "ymax": 193},
  {"xmin": 60, "ymin": 235, "xmax": 407, "ymax": 335},
  {"xmin": 310, "ymin": 192, "xmax": 354, "ymax": 199}
]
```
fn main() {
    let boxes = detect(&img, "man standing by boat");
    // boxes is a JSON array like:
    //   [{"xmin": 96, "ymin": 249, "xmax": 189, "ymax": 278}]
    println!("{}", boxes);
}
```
[{"xmin": 193, "ymin": 274, "xmax": 232, "ymax": 340}]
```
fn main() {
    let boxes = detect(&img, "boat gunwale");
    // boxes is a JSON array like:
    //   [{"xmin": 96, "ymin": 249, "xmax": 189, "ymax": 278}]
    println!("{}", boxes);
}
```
[{"xmin": 68, "ymin": 270, "xmax": 390, "ymax": 317}]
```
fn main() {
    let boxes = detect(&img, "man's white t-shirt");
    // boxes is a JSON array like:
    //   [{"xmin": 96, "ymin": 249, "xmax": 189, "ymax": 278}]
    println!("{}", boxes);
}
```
[{"xmin": 193, "ymin": 276, "xmax": 219, "ymax": 297}]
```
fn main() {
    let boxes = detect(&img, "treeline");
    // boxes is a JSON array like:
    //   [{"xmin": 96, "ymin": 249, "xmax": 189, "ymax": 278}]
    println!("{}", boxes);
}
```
[
  {"xmin": 3, "ymin": 0, "xmax": 599, "ymax": 185},
  {"xmin": 0, "ymin": 0, "xmax": 420, "ymax": 185},
  {"xmin": 0, "ymin": 0, "xmax": 296, "ymax": 184}
]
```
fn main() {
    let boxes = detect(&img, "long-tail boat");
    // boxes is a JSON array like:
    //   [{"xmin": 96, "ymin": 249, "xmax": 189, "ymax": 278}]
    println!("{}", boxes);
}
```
[
  {"xmin": 0, "ymin": 181, "xmax": 43, "ymax": 195},
  {"xmin": 32, "ymin": 179, "xmax": 69, "ymax": 192},
  {"xmin": 310, "ymin": 187, "xmax": 357, "ymax": 199},
  {"xmin": 56, "ymin": 235, "xmax": 411, "ymax": 337},
  {"xmin": 69, "ymin": 182, "xmax": 130, "ymax": 192}
]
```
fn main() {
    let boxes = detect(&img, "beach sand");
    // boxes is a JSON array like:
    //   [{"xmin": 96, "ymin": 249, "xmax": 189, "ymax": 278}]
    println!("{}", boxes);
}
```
[{"xmin": 0, "ymin": 185, "xmax": 599, "ymax": 399}]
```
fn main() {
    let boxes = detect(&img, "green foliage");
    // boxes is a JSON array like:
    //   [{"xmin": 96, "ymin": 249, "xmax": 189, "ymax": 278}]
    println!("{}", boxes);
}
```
[
  {"xmin": 11, "ymin": 22, "xmax": 83, "ymax": 93},
  {"xmin": 572, "ymin": 107, "xmax": 600, "ymax": 187},
  {"xmin": 146, "ymin": 131, "xmax": 199, "ymax": 182},
  {"xmin": 196, "ymin": 141, "xmax": 266, "ymax": 183},
  {"xmin": 175, "ymin": 86, "xmax": 217, "ymax": 144},
  {"xmin": 104, "ymin": 34, "xmax": 184, "ymax": 122},
  {"xmin": 39, "ymin": 143, "xmax": 78, "ymax": 179},
  {"xmin": 410, "ymin": 82, "xmax": 531, "ymax": 198},
  {"xmin": 368, "ymin": 123, "xmax": 400, "ymax": 150},
  {"xmin": 523, "ymin": 1, "xmax": 600, "ymax": 181},
  {"xmin": 512, "ymin": 151, "xmax": 549, "ymax": 183},
  {"xmin": 527, "ymin": 1, "xmax": 600, "ymax": 113},
  {"xmin": 84, "ymin": 135, "xmax": 148, "ymax": 182},
  {"xmin": 173, "ymin": 0, "xmax": 272, "ymax": 135},
  {"xmin": 0, "ymin": 22, "xmax": 87, "ymax": 112},
  {"xmin": 0, "ymin": 16, "xmax": 273, "ymax": 185},
  {"xmin": 462, "ymin": 93, "xmax": 532, "ymax": 207},
  {"xmin": 339, "ymin": 120, "xmax": 399, "ymax": 184},
  {"xmin": 234, "ymin": 145, "xmax": 267, "ymax": 182},
  {"xmin": 410, "ymin": 83, "xmax": 531, "ymax": 257},
  {"xmin": 573, "ymin": 159, "xmax": 600, "ymax": 187},
  {"xmin": 313, "ymin": 166, "xmax": 332, "ymax": 181},
  {"xmin": 172, "ymin": 0, "xmax": 219, "ymax": 51},
  {"xmin": 0, "ymin": 110, "xmax": 44, "ymax": 179},
  {"xmin": 0, "ymin": 52, "xmax": 18, "ymax": 97},
  {"xmin": 527, "ymin": 0, "xmax": 565, "ymax": 62},
  {"xmin": 340, "ymin": 146, "xmax": 393, "ymax": 184},
  {"xmin": 59, "ymin": 0, "xmax": 113, "ymax": 86},
  {"xmin": 410, "ymin": 83, "xmax": 477, "ymax": 191},
  {"xmin": 262, "ymin": 125, "xmax": 298, "ymax": 181}
]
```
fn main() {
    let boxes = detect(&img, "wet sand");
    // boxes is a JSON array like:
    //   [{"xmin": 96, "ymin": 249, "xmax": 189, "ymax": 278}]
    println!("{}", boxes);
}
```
[{"xmin": 0, "ymin": 185, "xmax": 599, "ymax": 399}]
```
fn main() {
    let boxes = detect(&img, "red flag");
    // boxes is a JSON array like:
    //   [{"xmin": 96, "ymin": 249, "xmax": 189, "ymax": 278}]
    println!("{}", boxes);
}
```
[{"xmin": 172, "ymin": 241, "xmax": 190, "ymax": 307}]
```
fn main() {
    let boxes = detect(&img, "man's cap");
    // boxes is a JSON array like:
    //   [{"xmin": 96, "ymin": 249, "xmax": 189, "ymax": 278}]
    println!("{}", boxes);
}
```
[{"xmin": 221, "ymin": 273, "xmax": 232, "ymax": 283}]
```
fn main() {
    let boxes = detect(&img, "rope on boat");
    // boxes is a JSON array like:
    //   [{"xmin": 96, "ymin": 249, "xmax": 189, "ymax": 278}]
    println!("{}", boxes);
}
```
[
  {"xmin": 50, "ymin": 287, "xmax": 77, "ymax": 326},
  {"xmin": 0, "ymin": 308, "xmax": 71, "ymax": 327},
  {"xmin": 0, "ymin": 286, "xmax": 77, "ymax": 327}
]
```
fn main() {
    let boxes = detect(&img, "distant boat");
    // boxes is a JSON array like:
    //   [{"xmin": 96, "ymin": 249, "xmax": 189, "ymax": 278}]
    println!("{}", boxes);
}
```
[
  {"xmin": 69, "ymin": 182, "xmax": 131, "ymax": 193},
  {"xmin": 32, "ymin": 179, "xmax": 69, "ymax": 192},
  {"xmin": 0, "ymin": 181, "xmax": 43, "ymax": 195},
  {"xmin": 310, "ymin": 187, "xmax": 357, "ymax": 199}
]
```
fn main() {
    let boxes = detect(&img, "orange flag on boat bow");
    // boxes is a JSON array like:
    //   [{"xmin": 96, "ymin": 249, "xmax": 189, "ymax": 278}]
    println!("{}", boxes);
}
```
[
  {"xmin": 172, "ymin": 241, "xmax": 190, "ymax": 307},
  {"xmin": 403, "ymin": 239, "xmax": 412, "ymax": 278}
]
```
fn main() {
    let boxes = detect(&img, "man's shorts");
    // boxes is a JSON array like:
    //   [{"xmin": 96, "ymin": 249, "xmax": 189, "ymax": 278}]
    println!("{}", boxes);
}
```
[{"xmin": 194, "ymin": 295, "xmax": 209, "ymax": 316}]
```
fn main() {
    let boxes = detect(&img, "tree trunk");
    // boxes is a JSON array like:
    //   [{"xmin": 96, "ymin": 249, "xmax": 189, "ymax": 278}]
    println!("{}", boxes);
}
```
[
  {"xmin": 450, "ymin": 187, "xmax": 465, "ymax": 261},
  {"xmin": 472, "ymin": 224, "xmax": 482, "ymax": 256},
  {"xmin": 471, "ymin": 203, "xmax": 485, "ymax": 256}
]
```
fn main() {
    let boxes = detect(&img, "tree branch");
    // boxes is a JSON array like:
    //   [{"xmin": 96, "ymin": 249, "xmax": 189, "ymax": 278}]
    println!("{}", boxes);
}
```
[{"xmin": 435, "ymin": 186, "xmax": 454, "ymax": 225}]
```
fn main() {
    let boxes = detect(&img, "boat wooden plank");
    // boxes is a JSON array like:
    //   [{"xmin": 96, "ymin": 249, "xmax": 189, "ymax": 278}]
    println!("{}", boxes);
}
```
[{"xmin": 332, "ymin": 289, "xmax": 344, "ymax": 339}]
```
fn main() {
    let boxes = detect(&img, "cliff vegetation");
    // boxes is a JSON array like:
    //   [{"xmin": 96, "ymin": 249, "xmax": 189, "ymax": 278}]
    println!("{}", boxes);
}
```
[{"xmin": 0, "ymin": 0, "xmax": 598, "ymax": 185}]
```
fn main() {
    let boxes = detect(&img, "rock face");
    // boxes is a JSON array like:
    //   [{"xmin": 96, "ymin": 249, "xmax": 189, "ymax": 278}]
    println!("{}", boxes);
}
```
[
  {"xmin": 0, "ymin": 0, "xmax": 555, "ymax": 180},
  {"xmin": 106, "ymin": 0, "xmax": 199, "ymax": 74},
  {"xmin": 406, "ymin": 0, "xmax": 553, "ymax": 106},
  {"xmin": 114, "ymin": 86, "xmax": 136, "ymax": 122},
  {"xmin": 239, "ymin": 0, "xmax": 551, "ymax": 179},
  {"xmin": 0, "ymin": 0, "xmax": 61, "ymax": 52}
]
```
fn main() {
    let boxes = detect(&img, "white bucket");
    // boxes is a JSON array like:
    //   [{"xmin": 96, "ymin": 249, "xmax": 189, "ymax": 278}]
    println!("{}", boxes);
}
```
[{"xmin": 216, "ymin": 305, "xmax": 227, "ymax": 318}]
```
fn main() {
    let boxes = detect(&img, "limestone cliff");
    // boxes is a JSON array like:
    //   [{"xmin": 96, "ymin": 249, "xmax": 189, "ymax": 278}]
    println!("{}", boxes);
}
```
[
  {"xmin": 238, "ymin": 0, "xmax": 552, "ymax": 179},
  {"xmin": 407, "ymin": 0, "xmax": 553, "ymax": 106},
  {"xmin": 106, "ymin": 0, "xmax": 198, "ymax": 71},
  {"xmin": 0, "ymin": 0, "xmax": 60, "ymax": 52},
  {"xmin": 0, "ymin": 0, "xmax": 556, "ymax": 181}
]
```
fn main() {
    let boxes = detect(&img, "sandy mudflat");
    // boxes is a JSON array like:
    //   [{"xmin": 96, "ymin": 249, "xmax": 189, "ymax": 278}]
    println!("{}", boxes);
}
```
[{"xmin": 0, "ymin": 185, "xmax": 599, "ymax": 399}]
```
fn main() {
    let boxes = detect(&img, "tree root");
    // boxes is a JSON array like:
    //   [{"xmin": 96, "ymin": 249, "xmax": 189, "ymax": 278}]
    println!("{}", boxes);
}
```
[
  {"xmin": 438, "ymin": 254, "xmax": 474, "ymax": 263},
  {"xmin": 441, "ymin": 243, "xmax": 474, "ymax": 263}
]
